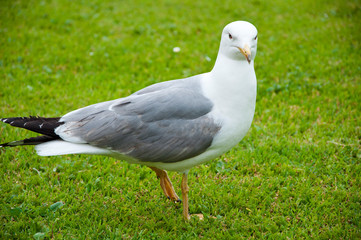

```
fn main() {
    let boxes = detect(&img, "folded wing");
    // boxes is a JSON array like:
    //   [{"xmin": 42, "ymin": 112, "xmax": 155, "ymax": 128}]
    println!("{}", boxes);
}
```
[{"xmin": 54, "ymin": 77, "xmax": 221, "ymax": 163}]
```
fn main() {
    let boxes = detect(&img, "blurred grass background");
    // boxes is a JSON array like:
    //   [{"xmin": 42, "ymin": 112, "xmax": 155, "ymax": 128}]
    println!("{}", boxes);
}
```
[{"xmin": 0, "ymin": 0, "xmax": 360, "ymax": 239}]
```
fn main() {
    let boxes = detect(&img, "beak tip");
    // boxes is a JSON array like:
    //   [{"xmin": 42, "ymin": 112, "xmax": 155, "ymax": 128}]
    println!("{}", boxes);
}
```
[{"xmin": 237, "ymin": 46, "xmax": 252, "ymax": 64}]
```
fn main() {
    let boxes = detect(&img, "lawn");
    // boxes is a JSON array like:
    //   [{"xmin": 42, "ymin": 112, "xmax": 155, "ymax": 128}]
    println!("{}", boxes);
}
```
[{"xmin": 0, "ymin": 0, "xmax": 360, "ymax": 239}]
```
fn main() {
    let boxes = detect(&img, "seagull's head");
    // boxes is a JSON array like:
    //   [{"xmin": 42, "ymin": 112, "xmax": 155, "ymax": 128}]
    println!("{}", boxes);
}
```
[{"xmin": 219, "ymin": 21, "xmax": 258, "ymax": 63}]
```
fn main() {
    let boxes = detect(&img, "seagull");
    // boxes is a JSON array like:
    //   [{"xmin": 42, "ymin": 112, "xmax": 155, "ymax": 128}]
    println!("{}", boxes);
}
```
[{"xmin": 0, "ymin": 21, "xmax": 258, "ymax": 220}]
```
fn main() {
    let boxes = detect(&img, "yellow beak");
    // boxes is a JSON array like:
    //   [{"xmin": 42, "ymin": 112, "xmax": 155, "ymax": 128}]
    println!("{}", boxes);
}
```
[{"xmin": 237, "ymin": 44, "xmax": 251, "ymax": 64}]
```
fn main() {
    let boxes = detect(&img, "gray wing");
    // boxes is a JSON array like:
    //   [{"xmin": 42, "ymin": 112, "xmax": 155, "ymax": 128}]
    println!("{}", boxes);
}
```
[{"xmin": 58, "ymin": 76, "xmax": 221, "ymax": 163}]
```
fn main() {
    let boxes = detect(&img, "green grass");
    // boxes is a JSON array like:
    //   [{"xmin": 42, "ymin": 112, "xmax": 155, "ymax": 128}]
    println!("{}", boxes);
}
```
[{"xmin": 1, "ymin": 0, "xmax": 360, "ymax": 239}]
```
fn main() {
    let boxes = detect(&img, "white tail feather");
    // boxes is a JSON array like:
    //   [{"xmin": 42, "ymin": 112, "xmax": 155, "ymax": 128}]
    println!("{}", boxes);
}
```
[{"xmin": 35, "ymin": 140, "xmax": 111, "ymax": 156}]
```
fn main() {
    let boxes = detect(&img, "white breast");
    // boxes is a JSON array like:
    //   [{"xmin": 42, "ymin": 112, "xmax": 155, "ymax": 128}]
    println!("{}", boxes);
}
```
[{"xmin": 201, "ymin": 68, "xmax": 257, "ymax": 154}]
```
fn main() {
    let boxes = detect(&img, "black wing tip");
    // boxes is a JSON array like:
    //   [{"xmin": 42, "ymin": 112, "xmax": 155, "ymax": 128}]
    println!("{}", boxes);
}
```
[
  {"xmin": 0, "ymin": 140, "xmax": 23, "ymax": 148},
  {"xmin": 1, "ymin": 117, "xmax": 24, "ymax": 124},
  {"xmin": 1, "ymin": 116, "xmax": 63, "ymax": 137},
  {"xmin": 1, "ymin": 116, "xmax": 62, "ymax": 124},
  {"xmin": 1, "ymin": 135, "xmax": 56, "ymax": 148},
  {"xmin": 1, "ymin": 117, "xmax": 22, "ymax": 125}
]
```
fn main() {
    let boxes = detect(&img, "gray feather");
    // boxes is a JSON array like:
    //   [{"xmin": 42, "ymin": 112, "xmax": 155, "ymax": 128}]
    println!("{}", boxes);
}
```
[{"xmin": 58, "ymin": 76, "xmax": 221, "ymax": 163}]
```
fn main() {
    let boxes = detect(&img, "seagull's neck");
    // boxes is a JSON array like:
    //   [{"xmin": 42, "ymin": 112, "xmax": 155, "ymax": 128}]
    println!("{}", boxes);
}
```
[
  {"xmin": 208, "ymin": 52, "xmax": 256, "ymax": 97},
  {"xmin": 211, "ymin": 53, "xmax": 254, "ymax": 82}
]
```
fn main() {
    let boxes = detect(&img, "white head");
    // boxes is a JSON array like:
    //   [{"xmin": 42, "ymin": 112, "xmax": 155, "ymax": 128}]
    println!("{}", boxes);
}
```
[{"xmin": 218, "ymin": 21, "xmax": 258, "ymax": 63}]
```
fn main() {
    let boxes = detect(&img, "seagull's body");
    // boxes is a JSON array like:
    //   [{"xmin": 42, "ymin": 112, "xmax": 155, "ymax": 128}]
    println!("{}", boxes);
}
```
[{"xmin": 1, "ymin": 21, "xmax": 258, "ymax": 220}]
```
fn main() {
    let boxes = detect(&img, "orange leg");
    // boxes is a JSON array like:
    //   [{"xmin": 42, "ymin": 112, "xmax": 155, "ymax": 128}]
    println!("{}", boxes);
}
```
[
  {"xmin": 181, "ymin": 172, "xmax": 190, "ymax": 220},
  {"xmin": 181, "ymin": 172, "xmax": 204, "ymax": 221},
  {"xmin": 149, "ymin": 167, "xmax": 181, "ymax": 202}
]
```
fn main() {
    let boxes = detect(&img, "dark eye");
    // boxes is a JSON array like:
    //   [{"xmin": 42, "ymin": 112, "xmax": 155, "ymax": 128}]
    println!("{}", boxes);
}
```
[
  {"xmin": 254, "ymin": 35, "xmax": 258, "ymax": 40},
  {"xmin": 228, "ymin": 33, "xmax": 233, "ymax": 39}
]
